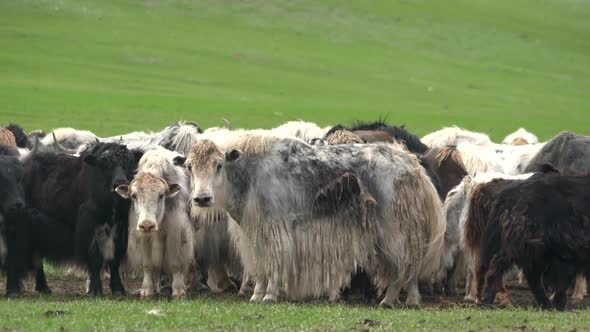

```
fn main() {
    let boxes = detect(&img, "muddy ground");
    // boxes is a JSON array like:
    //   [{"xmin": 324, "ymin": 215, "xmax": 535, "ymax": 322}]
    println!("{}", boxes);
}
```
[{"xmin": 2, "ymin": 272, "xmax": 590, "ymax": 311}]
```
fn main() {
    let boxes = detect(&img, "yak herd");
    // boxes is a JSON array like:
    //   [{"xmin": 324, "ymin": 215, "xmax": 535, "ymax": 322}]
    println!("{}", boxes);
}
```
[{"xmin": 0, "ymin": 120, "xmax": 589, "ymax": 311}]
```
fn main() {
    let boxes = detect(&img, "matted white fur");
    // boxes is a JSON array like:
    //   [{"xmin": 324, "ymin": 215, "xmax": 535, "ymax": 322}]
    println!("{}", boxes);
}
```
[
  {"xmin": 186, "ymin": 135, "xmax": 446, "ymax": 306},
  {"xmin": 122, "ymin": 148, "xmax": 194, "ymax": 299},
  {"xmin": 422, "ymin": 127, "xmax": 492, "ymax": 148}
]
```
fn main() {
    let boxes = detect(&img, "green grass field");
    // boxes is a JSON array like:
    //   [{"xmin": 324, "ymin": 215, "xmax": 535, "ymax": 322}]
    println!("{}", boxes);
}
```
[
  {"xmin": 1, "ymin": 0, "xmax": 589, "ymax": 141},
  {"xmin": 2, "ymin": 0, "xmax": 590, "ymax": 330}
]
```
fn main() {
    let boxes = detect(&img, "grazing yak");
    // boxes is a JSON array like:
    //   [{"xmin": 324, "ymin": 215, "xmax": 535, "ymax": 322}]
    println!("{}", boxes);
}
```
[
  {"xmin": 325, "ymin": 121, "xmax": 428, "ymax": 153},
  {"xmin": 4, "ymin": 124, "xmax": 30, "ymax": 149},
  {"xmin": 441, "ymin": 172, "xmax": 533, "ymax": 300},
  {"xmin": 0, "ymin": 128, "xmax": 17, "ymax": 148},
  {"xmin": 115, "ymin": 148, "xmax": 194, "ymax": 299},
  {"xmin": 476, "ymin": 171, "xmax": 590, "ymax": 310},
  {"xmin": 422, "ymin": 127, "xmax": 493, "ymax": 148},
  {"xmin": 4, "ymin": 141, "xmax": 136, "ymax": 296},
  {"xmin": 179, "ymin": 136, "xmax": 445, "ymax": 306},
  {"xmin": 38, "ymin": 127, "xmax": 99, "ymax": 153},
  {"xmin": 526, "ymin": 132, "xmax": 590, "ymax": 175},
  {"xmin": 502, "ymin": 128, "xmax": 539, "ymax": 145}
]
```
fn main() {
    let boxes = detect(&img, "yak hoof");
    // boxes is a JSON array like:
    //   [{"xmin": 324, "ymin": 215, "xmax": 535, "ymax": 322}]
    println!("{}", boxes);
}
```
[
  {"xmin": 35, "ymin": 285, "xmax": 52, "ymax": 294},
  {"xmin": 140, "ymin": 289, "xmax": 153, "ymax": 299},
  {"xmin": 378, "ymin": 299, "xmax": 400, "ymax": 309},
  {"xmin": 172, "ymin": 288, "xmax": 187, "ymax": 299},
  {"xmin": 464, "ymin": 295, "xmax": 476, "ymax": 302},
  {"xmin": 111, "ymin": 289, "xmax": 125, "ymax": 297},
  {"xmin": 262, "ymin": 294, "xmax": 277, "ymax": 303},
  {"xmin": 249, "ymin": 294, "xmax": 264, "ymax": 303},
  {"xmin": 572, "ymin": 295, "xmax": 584, "ymax": 304},
  {"xmin": 6, "ymin": 290, "xmax": 23, "ymax": 298}
]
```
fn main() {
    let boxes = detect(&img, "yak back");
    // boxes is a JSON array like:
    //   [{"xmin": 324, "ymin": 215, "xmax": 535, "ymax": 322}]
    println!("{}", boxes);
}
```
[{"xmin": 526, "ymin": 132, "xmax": 590, "ymax": 175}]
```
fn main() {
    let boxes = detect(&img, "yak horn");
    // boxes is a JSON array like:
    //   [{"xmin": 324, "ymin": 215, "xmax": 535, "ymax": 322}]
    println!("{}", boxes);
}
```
[
  {"xmin": 52, "ymin": 132, "xmax": 78, "ymax": 155},
  {"xmin": 185, "ymin": 121, "xmax": 204, "ymax": 133},
  {"xmin": 20, "ymin": 135, "xmax": 39, "ymax": 163},
  {"xmin": 222, "ymin": 118, "xmax": 232, "ymax": 130}
]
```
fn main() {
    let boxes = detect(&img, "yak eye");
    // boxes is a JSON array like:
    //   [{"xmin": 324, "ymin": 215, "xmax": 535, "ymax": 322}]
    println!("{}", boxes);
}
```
[
  {"xmin": 216, "ymin": 164, "xmax": 222, "ymax": 172},
  {"xmin": 159, "ymin": 193, "xmax": 164, "ymax": 200},
  {"xmin": 131, "ymin": 193, "xmax": 137, "ymax": 200}
]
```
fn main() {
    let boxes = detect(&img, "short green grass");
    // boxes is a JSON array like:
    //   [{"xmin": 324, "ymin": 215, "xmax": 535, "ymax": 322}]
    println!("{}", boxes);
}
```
[
  {"xmin": 2, "ymin": 296, "xmax": 590, "ymax": 331},
  {"xmin": 2, "ymin": 0, "xmax": 590, "ymax": 330}
]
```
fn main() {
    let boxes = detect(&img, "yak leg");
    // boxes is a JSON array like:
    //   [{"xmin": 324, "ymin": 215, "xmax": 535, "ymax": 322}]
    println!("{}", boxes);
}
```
[
  {"xmin": 141, "ymin": 267, "xmax": 155, "ymax": 299},
  {"xmin": 34, "ymin": 258, "xmax": 51, "ymax": 294},
  {"xmin": 495, "ymin": 280, "xmax": 511, "ymax": 306},
  {"xmin": 238, "ymin": 274, "xmax": 253, "ymax": 296},
  {"xmin": 571, "ymin": 274, "xmax": 586, "ymax": 303},
  {"xmin": 207, "ymin": 264, "xmax": 237, "ymax": 292},
  {"xmin": 87, "ymin": 257, "xmax": 104, "ymax": 297},
  {"xmin": 250, "ymin": 277, "xmax": 267, "ymax": 303},
  {"xmin": 465, "ymin": 263, "xmax": 478, "ymax": 302},
  {"xmin": 262, "ymin": 271, "xmax": 280, "ymax": 303},
  {"xmin": 523, "ymin": 267, "xmax": 552, "ymax": 309},
  {"xmin": 172, "ymin": 272, "xmax": 187, "ymax": 299},
  {"xmin": 109, "ymin": 231, "xmax": 126, "ymax": 296},
  {"xmin": 553, "ymin": 287, "xmax": 568, "ymax": 311},
  {"xmin": 406, "ymin": 277, "xmax": 422, "ymax": 307},
  {"xmin": 379, "ymin": 278, "xmax": 401, "ymax": 308}
]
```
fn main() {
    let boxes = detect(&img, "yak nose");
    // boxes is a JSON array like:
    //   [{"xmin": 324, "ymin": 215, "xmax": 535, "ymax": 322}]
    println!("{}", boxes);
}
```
[
  {"xmin": 193, "ymin": 194, "xmax": 212, "ymax": 206},
  {"xmin": 138, "ymin": 222, "xmax": 157, "ymax": 233}
]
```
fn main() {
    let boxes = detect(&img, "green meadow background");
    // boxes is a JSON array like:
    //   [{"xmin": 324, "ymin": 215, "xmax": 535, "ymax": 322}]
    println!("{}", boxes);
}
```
[
  {"xmin": 1, "ymin": 1, "xmax": 590, "ymax": 330},
  {"xmin": 1, "ymin": 0, "xmax": 589, "ymax": 141}
]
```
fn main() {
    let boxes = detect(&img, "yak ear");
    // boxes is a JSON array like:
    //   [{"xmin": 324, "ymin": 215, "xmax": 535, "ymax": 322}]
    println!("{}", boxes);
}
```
[
  {"xmin": 540, "ymin": 162, "xmax": 559, "ymax": 174},
  {"xmin": 115, "ymin": 185, "xmax": 130, "ymax": 199},
  {"xmin": 173, "ymin": 156, "xmax": 186, "ymax": 166},
  {"xmin": 83, "ymin": 154, "xmax": 98, "ymax": 165},
  {"xmin": 225, "ymin": 149, "xmax": 242, "ymax": 162},
  {"xmin": 167, "ymin": 183, "xmax": 181, "ymax": 197}
]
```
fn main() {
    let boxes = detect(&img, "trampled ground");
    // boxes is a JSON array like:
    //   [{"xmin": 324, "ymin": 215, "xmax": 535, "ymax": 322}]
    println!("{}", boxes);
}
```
[{"xmin": 2, "ymin": 0, "xmax": 590, "ymax": 330}]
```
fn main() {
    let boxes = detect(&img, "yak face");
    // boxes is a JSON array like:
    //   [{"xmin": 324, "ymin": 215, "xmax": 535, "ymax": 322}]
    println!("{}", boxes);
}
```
[
  {"xmin": 175, "ymin": 139, "xmax": 241, "ymax": 208},
  {"xmin": 0, "ymin": 155, "xmax": 26, "ymax": 214},
  {"xmin": 115, "ymin": 173, "xmax": 180, "ymax": 233},
  {"xmin": 81, "ymin": 143, "xmax": 135, "ymax": 193}
]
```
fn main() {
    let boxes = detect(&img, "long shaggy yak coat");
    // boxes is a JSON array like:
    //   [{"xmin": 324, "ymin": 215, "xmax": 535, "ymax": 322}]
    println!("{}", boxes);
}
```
[{"xmin": 184, "ymin": 136, "xmax": 445, "ymax": 306}]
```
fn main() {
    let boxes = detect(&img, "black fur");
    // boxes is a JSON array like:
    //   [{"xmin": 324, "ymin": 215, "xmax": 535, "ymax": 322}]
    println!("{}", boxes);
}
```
[
  {"xmin": 5, "ymin": 124, "xmax": 30, "ymax": 149},
  {"xmin": 4, "ymin": 142, "xmax": 135, "ymax": 296},
  {"xmin": 325, "ymin": 120, "xmax": 428, "ymax": 154},
  {"xmin": 476, "ymin": 172, "xmax": 590, "ymax": 310}
]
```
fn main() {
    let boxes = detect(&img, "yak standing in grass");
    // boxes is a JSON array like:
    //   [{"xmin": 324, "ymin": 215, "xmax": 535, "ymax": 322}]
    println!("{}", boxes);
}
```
[
  {"xmin": 115, "ymin": 148, "xmax": 194, "ymax": 299},
  {"xmin": 476, "ymin": 172, "xmax": 590, "ymax": 310},
  {"xmin": 4, "ymin": 142, "xmax": 136, "ymax": 296},
  {"xmin": 0, "ymin": 139, "xmax": 38, "ymax": 266},
  {"xmin": 179, "ymin": 137, "xmax": 445, "ymax": 306}
]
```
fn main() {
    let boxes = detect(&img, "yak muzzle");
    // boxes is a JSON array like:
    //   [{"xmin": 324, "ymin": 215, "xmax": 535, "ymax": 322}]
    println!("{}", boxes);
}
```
[
  {"xmin": 138, "ymin": 222, "xmax": 157, "ymax": 233},
  {"xmin": 193, "ymin": 194, "xmax": 212, "ymax": 207}
]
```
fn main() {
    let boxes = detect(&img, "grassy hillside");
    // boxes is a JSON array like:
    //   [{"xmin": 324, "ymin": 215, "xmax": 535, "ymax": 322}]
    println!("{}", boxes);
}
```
[{"xmin": 1, "ymin": 0, "xmax": 589, "ymax": 140}]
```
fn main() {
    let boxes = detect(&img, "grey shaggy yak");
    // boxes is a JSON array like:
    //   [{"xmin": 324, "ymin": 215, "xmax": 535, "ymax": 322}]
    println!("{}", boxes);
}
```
[{"xmin": 179, "ymin": 136, "xmax": 446, "ymax": 307}]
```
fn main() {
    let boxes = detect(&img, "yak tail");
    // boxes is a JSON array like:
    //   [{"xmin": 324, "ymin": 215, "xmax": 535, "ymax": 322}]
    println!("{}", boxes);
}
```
[{"xmin": 416, "ymin": 168, "xmax": 447, "ymax": 281}]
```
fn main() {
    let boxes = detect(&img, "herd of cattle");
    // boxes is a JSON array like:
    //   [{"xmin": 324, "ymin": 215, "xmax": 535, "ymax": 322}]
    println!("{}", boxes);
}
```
[{"xmin": 0, "ymin": 120, "xmax": 589, "ymax": 310}]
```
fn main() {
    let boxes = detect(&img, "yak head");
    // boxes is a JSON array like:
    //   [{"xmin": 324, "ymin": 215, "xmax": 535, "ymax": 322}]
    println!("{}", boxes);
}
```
[
  {"xmin": 80, "ymin": 143, "xmax": 135, "ymax": 193},
  {"xmin": 0, "ymin": 137, "xmax": 39, "ymax": 214},
  {"xmin": 115, "ymin": 173, "xmax": 180, "ymax": 233},
  {"xmin": 174, "ymin": 139, "xmax": 241, "ymax": 208}
]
